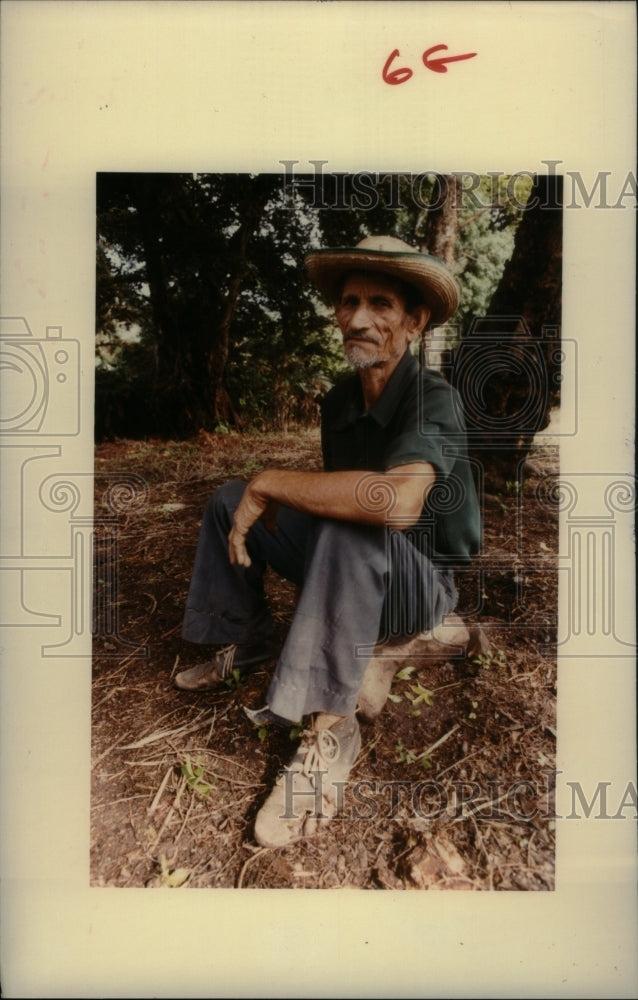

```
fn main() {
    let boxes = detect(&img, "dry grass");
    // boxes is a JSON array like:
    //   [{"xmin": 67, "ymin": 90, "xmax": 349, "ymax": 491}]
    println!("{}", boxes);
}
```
[{"xmin": 91, "ymin": 429, "xmax": 557, "ymax": 890}]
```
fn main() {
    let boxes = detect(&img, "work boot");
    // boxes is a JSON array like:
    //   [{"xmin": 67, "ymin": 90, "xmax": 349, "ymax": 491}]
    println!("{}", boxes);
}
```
[
  {"xmin": 174, "ymin": 640, "xmax": 279, "ymax": 691},
  {"xmin": 253, "ymin": 714, "xmax": 361, "ymax": 848},
  {"xmin": 357, "ymin": 613, "xmax": 471, "ymax": 722}
]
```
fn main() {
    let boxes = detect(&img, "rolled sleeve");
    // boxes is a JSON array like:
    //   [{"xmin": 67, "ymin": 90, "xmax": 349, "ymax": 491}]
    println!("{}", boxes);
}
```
[
  {"xmin": 383, "ymin": 382, "xmax": 466, "ymax": 478},
  {"xmin": 321, "ymin": 352, "xmax": 481, "ymax": 561}
]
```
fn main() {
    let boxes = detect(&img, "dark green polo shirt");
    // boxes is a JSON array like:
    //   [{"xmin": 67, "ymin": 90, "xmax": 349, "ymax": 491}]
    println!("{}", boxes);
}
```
[{"xmin": 320, "ymin": 348, "xmax": 481, "ymax": 564}]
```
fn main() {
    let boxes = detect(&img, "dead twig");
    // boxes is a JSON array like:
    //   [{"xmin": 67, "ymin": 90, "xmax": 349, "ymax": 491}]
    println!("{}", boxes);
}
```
[
  {"xmin": 122, "ymin": 711, "xmax": 211, "ymax": 750},
  {"xmin": 435, "ymin": 748, "xmax": 483, "ymax": 781},
  {"xmin": 207, "ymin": 752, "xmax": 261, "ymax": 778},
  {"xmin": 149, "ymin": 776, "xmax": 186, "ymax": 849},
  {"xmin": 174, "ymin": 788, "xmax": 196, "ymax": 846},
  {"xmin": 206, "ymin": 773, "xmax": 265, "ymax": 789},
  {"xmin": 118, "ymin": 637, "xmax": 151, "ymax": 670},
  {"xmin": 92, "ymin": 736, "xmax": 126, "ymax": 766},
  {"xmin": 91, "ymin": 794, "xmax": 149, "ymax": 809},
  {"xmin": 206, "ymin": 708, "xmax": 217, "ymax": 742},
  {"xmin": 160, "ymin": 624, "xmax": 182, "ymax": 639},
  {"xmin": 141, "ymin": 593, "xmax": 158, "ymax": 616},
  {"xmin": 148, "ymin": 765, "xmax": 174, "ymax": 815},
  {"xmin": 94, "ymin": 686, "xmax": 127, "ymax": 710},
  {"xmin": 413, "ymin": 723, "xmax": 460, "ymax": 765},
  {"xmin": 236, "ymin": 847, "xmax": 269, "ymax": 889}
]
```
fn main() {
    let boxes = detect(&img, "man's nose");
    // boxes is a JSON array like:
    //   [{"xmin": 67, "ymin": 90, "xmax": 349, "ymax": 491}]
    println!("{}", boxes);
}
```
[{"xmin": 348, "ymin": 302, "xmax": 372, "ymax": 330}]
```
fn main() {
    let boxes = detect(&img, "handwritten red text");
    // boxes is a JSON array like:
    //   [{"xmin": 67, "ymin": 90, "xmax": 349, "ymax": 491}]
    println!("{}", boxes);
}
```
[{"xmin": 382, "ymin": 45, "xmax": 477, "ymax": 85}]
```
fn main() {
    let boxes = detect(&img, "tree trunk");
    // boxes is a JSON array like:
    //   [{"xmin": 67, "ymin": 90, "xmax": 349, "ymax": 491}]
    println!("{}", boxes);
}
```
[
  {"xmin": 416, "ymin": 175, "xmax": 461, "ymax": 369},
  {"xmin": 420, "ymin": 174, "xmax": 462, "ymax": 268},
  {"xmin": 205, "ymin": 177, "xmax": 276, "ymax": 426},
  {"xmin": 451, "ymin": 175, "xmax": 563, "ymax": 492},
  {"xmin": 133, "ymin": 174, "xmax": 275, "ymax": 434}
]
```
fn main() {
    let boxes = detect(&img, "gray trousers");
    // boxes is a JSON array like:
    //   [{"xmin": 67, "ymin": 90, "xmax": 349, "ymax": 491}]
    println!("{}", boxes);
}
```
[{"xmin": 182, "ymin": 480, "xmax": 457, "ymax": 722}]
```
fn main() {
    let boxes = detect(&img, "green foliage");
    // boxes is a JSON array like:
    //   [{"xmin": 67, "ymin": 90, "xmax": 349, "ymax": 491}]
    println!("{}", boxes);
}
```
[
  {"xmin": 387, "ymin": 665, "xmax": 434, "ymax": 717},
  {"xmin": 288, "ymin": 719, "xmax": 305, "ymax": 741},
  {"xmin": 223, "ymin": 667, "xmax": 244, "ymax": 691},
  {"xmin": 157, "ymin": 854, "xmax": 191, "ymax": 888},
  {"xmin": 472, "ymin": 647, "xmax": 507, "ymax": 671},
  {"xmin": 404, "ymin": 682, "xmax": 435, "ymax": 710},
  {"xmin": 95, "ymin": 171, "xmax": 533, "ymax": 438},
  {"xmin": 451, "ymin": 174, "xmax": 533, "ymax": 341},
  {"xmin": 395, "ymin": 740, "xmax": 433, "ymax": 771},
  {"xmin": 394, "ymin": 665, "xmax": 416, "ymax": 681},
  {"xmin": 180, "ymin": 755, "xmax": 214, "ymax": 797}
]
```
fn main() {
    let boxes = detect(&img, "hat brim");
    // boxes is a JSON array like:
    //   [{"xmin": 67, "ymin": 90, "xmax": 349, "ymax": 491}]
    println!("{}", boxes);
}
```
[{"xmin": 305, "ymin": 247, "xmax": 460, "ymax": 327}]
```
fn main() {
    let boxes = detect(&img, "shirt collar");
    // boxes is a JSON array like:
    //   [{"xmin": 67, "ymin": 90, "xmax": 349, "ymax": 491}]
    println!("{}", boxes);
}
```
[
  {"xmin": 328, "ymin": 349, "xmax": 419, "ymax": 430},
  {"xmin": 368, "ymin": 348, "xmax": 419, "ymax": 427}
]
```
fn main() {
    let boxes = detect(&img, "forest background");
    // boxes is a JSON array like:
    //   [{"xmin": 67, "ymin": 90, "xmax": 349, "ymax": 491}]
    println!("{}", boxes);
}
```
[{"xmin": 95, "ymin": 171, "xmax": 563, "ymax": 488}]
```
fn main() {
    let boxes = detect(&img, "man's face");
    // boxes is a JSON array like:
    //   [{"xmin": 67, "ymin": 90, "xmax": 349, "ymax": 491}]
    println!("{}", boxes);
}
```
[{"xmin": 334, "ymin": 272, "xmax": 428, "ymax": 371}]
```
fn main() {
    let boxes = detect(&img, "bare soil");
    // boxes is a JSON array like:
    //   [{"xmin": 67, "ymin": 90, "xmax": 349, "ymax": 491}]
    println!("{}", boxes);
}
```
[{"xmin": 91, "ymin": 429, "xmax": 558, "ymax": 890}]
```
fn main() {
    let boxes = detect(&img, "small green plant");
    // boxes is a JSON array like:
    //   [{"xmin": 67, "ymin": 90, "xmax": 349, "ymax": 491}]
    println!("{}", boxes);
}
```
[
  {"xmin": 472, "ymin": 647, "xmax": 507, "ymax": 671},
  {"xmin": 256, "ymin": 725, "xmax": 269, "ymax": 743},
  {"xmin": 157, "ymin": 854, "xmax": 191, "ymax": 888},
  {"xmin": 394, "ymin": 665, "xmax": 416, "ymax": 681},
  {"xmin": 419, "ymin": 752, "xmax": 433, "ymax": 771},
  {"xmin": 395, "ymin": 740, "xmax": 433, "ymax": 771},
  {"xmin": 405, "ymin": 682, "xmax": 434, "ymax": 707},
  {"xmin": 504, "ymin": 479, "xmax": 521, "ymax": 496},
  {"xmin": 180, "ymin": 755, "xmax": 213, "ymax": 797},
  {"xmin": 288, "ymin": 718, "xmax": 306, "ymax": 741},
  {"xmin": 395, "ymin": 739, "xmax": 418, "ymax": 766},
  {"xmin": 223, "ymin": 667, "xmax": 243, "ymax": 691},
  {"xmin": 387, "ymin": 671, "xmax": 434, "ymax": 715}
]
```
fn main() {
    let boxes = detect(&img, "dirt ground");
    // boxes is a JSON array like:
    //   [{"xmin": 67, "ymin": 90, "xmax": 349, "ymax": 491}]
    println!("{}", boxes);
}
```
[{"xmin": 91, "ymin": 428, "xmax": 558, "ymax": 890}]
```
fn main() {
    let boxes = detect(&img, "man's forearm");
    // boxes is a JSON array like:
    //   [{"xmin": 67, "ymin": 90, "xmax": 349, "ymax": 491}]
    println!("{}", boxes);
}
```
[
  {"xmin": 228, "ymin": 463, "xmax": 436, "ymax": 566},
  {"xmin": 251, "ymin": 465, "xmax": 434, "ymax": 528}
]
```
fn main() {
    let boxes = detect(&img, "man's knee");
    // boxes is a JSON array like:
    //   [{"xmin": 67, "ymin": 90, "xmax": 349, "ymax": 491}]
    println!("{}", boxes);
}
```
[{"xmin": 310, "ymin": 518, "xmax": 387, "ymax": 568}]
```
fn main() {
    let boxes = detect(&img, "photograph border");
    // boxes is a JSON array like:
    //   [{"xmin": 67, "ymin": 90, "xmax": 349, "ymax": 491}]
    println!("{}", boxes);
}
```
[{"xmin": 1, "ymin": 2, "xmax": 636, "ymax": 997}]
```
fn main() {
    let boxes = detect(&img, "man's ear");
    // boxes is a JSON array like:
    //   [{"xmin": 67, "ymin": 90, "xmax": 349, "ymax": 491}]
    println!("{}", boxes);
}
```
[{"xmin": 406, "ymin": 305, "xmax": 431, "ymax": 340}]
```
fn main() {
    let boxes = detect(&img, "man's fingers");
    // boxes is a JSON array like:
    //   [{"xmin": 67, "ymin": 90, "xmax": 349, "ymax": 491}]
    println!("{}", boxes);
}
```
[
  {"xmin": 228, "ymin": 529, "xmax": 252, "ymax": 567},
  {"xmin": 230, "ymin": 547, "xmax": 252, "ymax": 568}
]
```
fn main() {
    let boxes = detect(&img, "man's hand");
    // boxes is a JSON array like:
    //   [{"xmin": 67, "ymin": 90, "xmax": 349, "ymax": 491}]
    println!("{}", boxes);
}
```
[{"xmin": 228, "ymin": 477, "xmax": 278, "ymax": 567}]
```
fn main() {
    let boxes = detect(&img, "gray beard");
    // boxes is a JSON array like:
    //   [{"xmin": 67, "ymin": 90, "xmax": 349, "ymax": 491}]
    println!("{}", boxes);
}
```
[{"xmin": 344, "ymin": 344, "xmax": 381, "ymax": 370}]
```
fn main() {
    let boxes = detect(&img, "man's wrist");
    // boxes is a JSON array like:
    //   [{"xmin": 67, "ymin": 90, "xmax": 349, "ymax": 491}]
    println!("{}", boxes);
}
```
[{"xmin": 250, "ymin": 468, "xmax": 279, "ymax": 502}]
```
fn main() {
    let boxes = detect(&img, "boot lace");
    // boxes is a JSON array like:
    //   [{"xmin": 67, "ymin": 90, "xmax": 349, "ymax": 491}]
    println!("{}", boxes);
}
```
[
  {"xmin": 216, "ymin": 644, "xmax": 238, "ymax": 679},
  {"xmin": 298, "ymin": 728, "xmax": 341, "ymax": 785}
]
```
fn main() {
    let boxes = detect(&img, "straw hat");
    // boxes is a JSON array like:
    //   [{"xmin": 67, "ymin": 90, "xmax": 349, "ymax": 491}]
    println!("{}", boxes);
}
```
[{"xmin": 305, "ymin": 235, "xmax": 460, "ymax": 327}]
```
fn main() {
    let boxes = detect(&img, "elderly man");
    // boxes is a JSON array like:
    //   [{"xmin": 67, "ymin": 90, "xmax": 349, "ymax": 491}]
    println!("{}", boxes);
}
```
[{"xmin": 175, "ymin": 235, "xmax": 481, "ymax": 848}]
